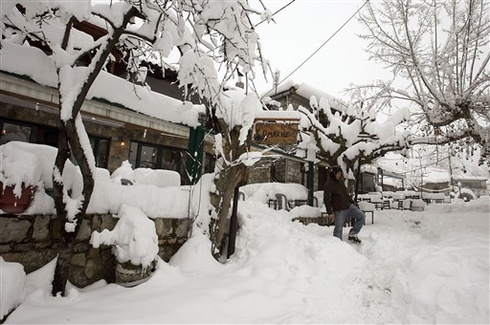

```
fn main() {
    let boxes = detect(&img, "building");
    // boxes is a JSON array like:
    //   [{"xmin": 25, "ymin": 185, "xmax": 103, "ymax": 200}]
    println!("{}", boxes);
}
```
[
  {"xmin": 0, "ymin": 22, "xmax": 213, "ymax": 185},
  {"xmin": 253, "ymin": 81, "xmax": 350, "ymax": 193}
]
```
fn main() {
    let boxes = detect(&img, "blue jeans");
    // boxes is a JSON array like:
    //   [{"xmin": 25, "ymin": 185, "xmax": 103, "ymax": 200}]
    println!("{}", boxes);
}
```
[{"xmin": 333, "ymin": 204, "xmax": 365, "ymax": 240}]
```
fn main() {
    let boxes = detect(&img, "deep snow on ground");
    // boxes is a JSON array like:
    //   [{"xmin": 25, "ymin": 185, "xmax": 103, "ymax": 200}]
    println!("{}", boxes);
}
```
[{"xmin": 2, "ymin": 197, "xmax": 489, "ymax": 324}]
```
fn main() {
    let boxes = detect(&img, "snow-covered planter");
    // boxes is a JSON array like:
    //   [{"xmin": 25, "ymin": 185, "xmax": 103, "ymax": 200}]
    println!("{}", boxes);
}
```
[
  {"xmin": 90, "ymin": 204, "xmax": 159, "ymax": 286},
  {"xmin": 0, "ymin": 182, "xmax": 34, "ymax": 214},
  {"xmin": 0, "ymin": 141, "xmax": 82, "ymax": 214},
  {"xmin": 0, "ymin": 141, "xmax": 45, "ymax": 214}
]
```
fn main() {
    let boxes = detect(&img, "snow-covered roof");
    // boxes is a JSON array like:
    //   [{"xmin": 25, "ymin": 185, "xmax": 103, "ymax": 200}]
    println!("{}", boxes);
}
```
[
  {"xmin": 422, "ymin": 168, "xmax": 451, "ymax": 184},
  {"xmin": 0, "ymin": 42, "xmax": 201, "ymax": 128},
  {"xmin": 453, "ymin": 175, "xmax": 488, "ymax": 181},
  {"xmin": 266, "ymin": 80, "xmax": 349, "ymax": 112}
]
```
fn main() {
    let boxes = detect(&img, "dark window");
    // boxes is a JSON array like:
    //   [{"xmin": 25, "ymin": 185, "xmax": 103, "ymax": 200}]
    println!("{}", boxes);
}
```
[
  {"xmin": 140, "ymin": 144, "xmax": 159, "ymax": 168},
  {"xmin": 129, "ymin": 142, "xmax": 138, "ymax": 167},
  {"xmin": 203, "ymin": 153, "xmax": 215, "ymax": 174},
  {"xmin": 89, "ymin": 136, "xmax": 110, "ymax": 168},
  {"xmin": 361, "ymin": 172, "xmax": 377, "ymax": 193},
  {"xmin": 129, "ymin": 141, "xmax": 190, "ymax": 185},
  {"xmin": 0, "ymin": 121, "xmax": 33, "ymax": 145},
  {"xmin": 1, "ymin": 119, "xmax": 109, "ymax": 169}
]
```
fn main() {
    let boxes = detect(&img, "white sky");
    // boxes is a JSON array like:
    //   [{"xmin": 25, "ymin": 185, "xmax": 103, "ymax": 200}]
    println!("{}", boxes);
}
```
[{"xmin": 252, "ymin": 0, "xmax": 392, "ymax": 100}]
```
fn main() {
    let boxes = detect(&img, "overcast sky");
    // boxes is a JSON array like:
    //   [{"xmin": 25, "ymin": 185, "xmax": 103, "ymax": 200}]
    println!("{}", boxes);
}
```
[{"xmin": 252, "ymin": 0, "xmax": 392, "ymax": 100}]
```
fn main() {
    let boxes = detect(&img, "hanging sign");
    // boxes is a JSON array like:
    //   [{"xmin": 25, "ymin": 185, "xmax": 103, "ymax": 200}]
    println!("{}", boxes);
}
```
[{"xmin": 253, "ymin": 119, "xmax": 299, "ymax": 145}]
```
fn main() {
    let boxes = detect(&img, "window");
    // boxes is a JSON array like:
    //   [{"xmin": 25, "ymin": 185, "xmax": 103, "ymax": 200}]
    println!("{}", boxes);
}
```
[
  {"xmin": 140, "ymin": 144, "xmax": 159, "ymax": 168},
  {"xmin": 129, "ymin": 141, "xmax": 190, "ymax": 185},
  {"xmin": 361, "ymin": 172, "xmax": 377, "ymax": 193},
  {"xmin": 203, "ymin": 153, "xmax": 215, "ymax": 174},
  {"xmin": 0, "ymin": 121, "xmax": 33, "ymax": 145},
  {"xmin": 89, "ymin": 136, "xmax": 110, "ymax": 168}
]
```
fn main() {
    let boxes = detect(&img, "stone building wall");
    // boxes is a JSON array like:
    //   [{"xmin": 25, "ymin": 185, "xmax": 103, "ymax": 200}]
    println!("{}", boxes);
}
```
[
  {"xmin": 248, "ymin": 158, "xmax": 272, "ymax": 184},
  {"xmin": 284, "ymin": 160, "xmax": 304, "ymax": 185},
  {"xmin": 0, "ymin": 213, "xmax": 191, "ymax": 288},
  {"xmin": 248, "ymin": 157, "xmax": 322, "ymax": 192}
]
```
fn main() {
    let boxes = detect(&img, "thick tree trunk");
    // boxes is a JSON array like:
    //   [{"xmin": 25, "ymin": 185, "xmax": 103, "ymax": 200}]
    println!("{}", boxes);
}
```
[
  {"xmin": 208, "ymin": 119, "xmax": 251, "ymax": 259},
  {"xmin": 50, "ymin": 8, "xmax": 139, "ymax": 296},
  {"xmin": 51, "ymin": 118, "xmax": 95, "ymax": 296},
  {"xmin": 209, "ymin": 164, "xmax": 248, "ymax": 257},
  {"xmin": 52, "ymin": 130, "xmax": 71, "ymax": 295}
]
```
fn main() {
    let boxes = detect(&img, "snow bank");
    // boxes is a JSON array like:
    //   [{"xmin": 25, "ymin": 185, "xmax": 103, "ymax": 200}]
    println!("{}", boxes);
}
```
[
  {"xmin": 0, "ymin": 143, "xmax": 205, "ymax": 219},
  {"xmin": 0, "ymin": 258, "xmax": 25, "ymax": 320},
  {"xmin": 87, "ymin": 181, "xmax": 191, "ymax": 218},
  {"xmin": 391, "ymin": 238, "xmax": 489, "ymax": 323},
  {"xmin": 2, "ymin": 199, "xmax": 489, "ymax": 324},
  {"xmin": 390, "ymin": 197, "xmax": 489, "ymax": 324}
]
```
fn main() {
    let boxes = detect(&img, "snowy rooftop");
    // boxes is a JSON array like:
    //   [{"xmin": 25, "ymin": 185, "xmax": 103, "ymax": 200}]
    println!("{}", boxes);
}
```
[
  {"xmin": 266, "ymin": 80, "xmax": 349, "ymax": 112},
  {"xmin": 0, "ymin": 42, "xmax": 201, "ymax": 127}
]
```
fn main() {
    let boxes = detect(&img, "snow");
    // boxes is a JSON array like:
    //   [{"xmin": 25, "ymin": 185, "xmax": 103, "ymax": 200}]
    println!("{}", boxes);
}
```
[
  {"xmin": 0, "ymin": 258, "xmax": 25, "ymax": 320},
  {"xmin": 0, "ymin": 142, "xmax": 82, "ymax": 199},
  {"xmin": 1, "ymin": 141, "xmax": 489, "ymax": 323},
  {"xmin": 91, "ymin": 204, "xmax": 159, "ymax": 267},
  {"xmin": 268, "ymin": 80, "xmax": 349, "ymax": 112},
  {"xmin": 1, "ymin": 1, "xmax": 489, "ymax": 322},
  {"xmin": 111, "ymin": 161, "xmax": 181, "ymax": 187},
  {"xmin": 3, "ymin": 197, "xmax": 489, "ymax": 323},
  {"xmin": 0, "ymin": 40, "xmax": 200, "ymax": 128},
  {"xmin": 240, "ymin": 182, "xmax": 308, "ymax": 204},
  {"xmin": 216, "ymin": 90, "xmax": 262, "ymax": 145}
]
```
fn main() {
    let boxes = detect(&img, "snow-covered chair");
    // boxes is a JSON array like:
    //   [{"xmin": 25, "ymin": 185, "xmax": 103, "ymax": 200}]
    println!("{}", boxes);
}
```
[
  {"xmin": 358, "ymin": 201, "xmax": 375, "ymax": 224},
  {"xmin": 275, "ymin": 193, "xmax": 292, "ymax": 211}
]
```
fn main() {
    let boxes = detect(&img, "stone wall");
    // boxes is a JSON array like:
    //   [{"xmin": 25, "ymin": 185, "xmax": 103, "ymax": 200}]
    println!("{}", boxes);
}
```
[
  {"xmin": 0, "ymin": 213, "xmax": 190, "ymax": 288},
  {"xmin": 248, "ymin": 157, "xmax": 307, "ymax": 185},
  {"xmin": 248, "ymin": 157, "xmax": 321, "ymax": 192},
  {"xmin": 248, "ymin": 158, "xmax": 273, "ymax": 183}
]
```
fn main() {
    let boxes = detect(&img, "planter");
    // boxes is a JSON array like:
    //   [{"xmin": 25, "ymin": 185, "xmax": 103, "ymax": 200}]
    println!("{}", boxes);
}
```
[
  {"xmin": 115, "ymin": 260, "xmax": 157, "ymax": 287},
  {"xmin": 0, "ymin": 182, "xmax": 34, "ymax": 214}
]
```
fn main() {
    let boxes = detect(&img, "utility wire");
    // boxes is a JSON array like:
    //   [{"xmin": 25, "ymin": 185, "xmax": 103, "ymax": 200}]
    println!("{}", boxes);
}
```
[
  {"xmin": 255, "ymin": 0, "xmax": 296, "ymax": 27},
  {"xmin": 263, "ymin": 0, "xmax": 370, "ymax": 97}
]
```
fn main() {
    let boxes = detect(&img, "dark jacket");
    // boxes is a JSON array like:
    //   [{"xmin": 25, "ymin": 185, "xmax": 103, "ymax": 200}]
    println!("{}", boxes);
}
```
[{"xmin": 323, "ymin": 173, "xmax": 352, "ymax": 214}]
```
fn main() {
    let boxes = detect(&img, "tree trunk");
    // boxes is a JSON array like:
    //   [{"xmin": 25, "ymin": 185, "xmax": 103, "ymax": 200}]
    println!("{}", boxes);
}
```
[
  {"xmin": 50, "ymin": 7, "xmax": 138, "ymax": 296},
  {"xmin": 52, "ymin": 129, "xmax": 71, "ymax": 295},
  {"xmin": 51, "ymin": 117, "xmax": 95, "ymax": 296},
  {"xmin": 208, "ymin": 119, "xmax": 251, "ymax": 259},
  {"xmin": 209, "ymin": 164, "xmax": 248, "ymax": 258}
]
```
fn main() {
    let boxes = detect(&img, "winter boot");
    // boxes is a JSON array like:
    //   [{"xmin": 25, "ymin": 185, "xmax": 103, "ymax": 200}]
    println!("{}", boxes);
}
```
[{"xmin": 348, "ymin": 233, "xmax": 362, "ymax": 244}]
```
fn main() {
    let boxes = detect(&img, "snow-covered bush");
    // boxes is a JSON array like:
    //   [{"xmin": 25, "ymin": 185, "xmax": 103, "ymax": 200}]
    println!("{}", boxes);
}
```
[{"xmin": 90, "ymin": 204, "xmax": 159, "ymax": 268}]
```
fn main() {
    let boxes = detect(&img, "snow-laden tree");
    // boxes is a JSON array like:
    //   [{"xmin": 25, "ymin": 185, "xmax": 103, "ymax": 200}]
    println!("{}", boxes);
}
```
[
  {"xmin": 297, "ymin": 96, "xmax": 412, "ymax": 186},
  {"xmin": 207, "ymin": 90, "xmax": 263, "ymax": 257},
  {"xmin": 352, "ymin": 0, "xmax": 490, "ymax": 165},
  {"xmin": 1, "ymin": 0, "xmax": 271, "ymax": 295}
]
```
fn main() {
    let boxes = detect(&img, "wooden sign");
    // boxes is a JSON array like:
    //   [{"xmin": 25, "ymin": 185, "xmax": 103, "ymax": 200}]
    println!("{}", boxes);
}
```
[{"xmin": 253, "ymin": 121, "xmax": 299, "ymax": 145}]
